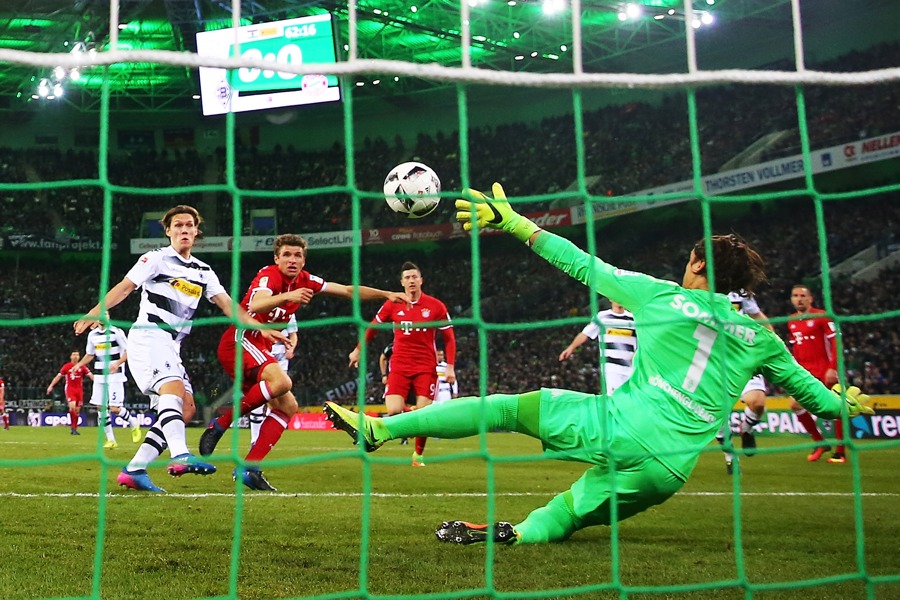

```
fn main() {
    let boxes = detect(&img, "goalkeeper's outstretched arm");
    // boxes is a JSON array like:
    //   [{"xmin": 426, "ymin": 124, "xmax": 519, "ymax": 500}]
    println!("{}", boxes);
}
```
[{"xmin": 455, "ymin": 183, "xmax": 660, "ymax": 311}]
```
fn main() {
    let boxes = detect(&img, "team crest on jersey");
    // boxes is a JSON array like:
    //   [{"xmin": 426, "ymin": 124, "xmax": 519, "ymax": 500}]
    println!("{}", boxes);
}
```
[
  {"xmin": 807, "ymin": 320, "xmax": 814, "ymax": 327},
  {"xmin": 421, "ymin": 308, "xmax": 431, "ymax": 318},
  {"xmin": 169, "ymin": 278, "xmax": 202, "ymax": 298}
]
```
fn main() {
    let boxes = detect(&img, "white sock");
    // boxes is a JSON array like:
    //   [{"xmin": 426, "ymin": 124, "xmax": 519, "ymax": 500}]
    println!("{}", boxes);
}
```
[
  {"xmin": 103, "ymin": 411, "xmax": 116, "ymax": 442},
  {"xmin": 249, "ymin": 405, "xmax": 267, "ymax": 448},
  {"xmin": 741, "ymin": 406, "xmax": 762, "ymax": 433},
  {"xmin": 157, "ymin": 394, "xmax": 189, "ymax": 458},
  {"xmin": 126, "ymin": 425, "xmax": 166, "ymax": 471},
  {"xmin": 119, "ymin": 407, "xmax": 138, "ymax": 428}
]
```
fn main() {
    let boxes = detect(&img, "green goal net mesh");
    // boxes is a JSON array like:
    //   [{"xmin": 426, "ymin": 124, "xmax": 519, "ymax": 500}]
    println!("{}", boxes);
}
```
[{"xmin": 1, "ymin": 1, "xmax": 899, "ymax": 599}]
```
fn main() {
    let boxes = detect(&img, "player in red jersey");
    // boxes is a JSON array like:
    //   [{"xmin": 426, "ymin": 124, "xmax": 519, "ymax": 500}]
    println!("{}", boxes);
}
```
[
  {"xmin": 787, "ymin": 285, "xmax": 841, "ymax": 462},
  {"xmin": 46, "ymin": 351, "xmax": 93, "ymax": 435},
  {"xmin": 349, "ymin": 261, "xmax": 456, "ymax": 466},
  {"xmin": 200, "ymin": 233, "xmax": 406, "ymax": 490},
  {"xmin": 0, "ymin": 375, "xmax": 8, "ymax": 430}
]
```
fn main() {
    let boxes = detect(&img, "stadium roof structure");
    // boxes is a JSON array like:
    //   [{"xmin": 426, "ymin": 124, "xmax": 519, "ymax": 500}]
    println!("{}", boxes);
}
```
[{"xmin": 0, "ymin": 0, "xmax": 895, "ymax": 112}]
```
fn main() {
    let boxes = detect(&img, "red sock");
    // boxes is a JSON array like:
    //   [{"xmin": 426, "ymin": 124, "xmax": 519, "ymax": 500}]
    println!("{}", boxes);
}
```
[
  {"xmin": 795, "ymin": 410, "xmax": 823, "ymax": 442},
  {"xmin": 2, "ymin": 413, "xmax": 9, "ymax": 428},
  {"xmin": 70, "ymin": 409, "xmax": 79, "ymax": 430},
  {"xmin": 215, "ymin": 382, "xmax": 271, "ymax": 429},
  {"xmin": 245, "ymin": 409, "xmax": 288, "ymax": 462},
  {"xmin": 834, "ymin": 418, "xmax": 844, "ymax": 454},
  {"xmin": 415, "ymin": 436, "xmax": 427, "ymax": 455}
]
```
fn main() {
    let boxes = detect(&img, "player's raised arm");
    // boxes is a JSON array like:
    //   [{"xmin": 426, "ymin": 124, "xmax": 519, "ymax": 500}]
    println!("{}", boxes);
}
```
[
  {"xmin": 74, "ymin": 278, "xmax": 138, "ymax": 334},
  {"xmin": 456, "ymin": 183, "xmax": 662, "ymax": 310},
  {"xmin": 211, "ymin": 293, "xmax": 288, "ymax": 345},
  {"xmin": 322, "ymin": 283, "xmax": 408, "ymax": 304},
  {"xmin": 455, "ymin": 183, "xmax": 541, "ymax": 244},
  {"xmin": 248, "ymin": 287, "xmax": 315, "ymax": 315}
]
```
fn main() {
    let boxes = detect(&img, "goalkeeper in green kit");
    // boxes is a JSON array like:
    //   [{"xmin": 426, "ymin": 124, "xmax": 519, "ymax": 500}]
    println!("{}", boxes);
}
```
[{"xmin": 325, "ymin": 182, "xmax": 873, "ymax": 546}]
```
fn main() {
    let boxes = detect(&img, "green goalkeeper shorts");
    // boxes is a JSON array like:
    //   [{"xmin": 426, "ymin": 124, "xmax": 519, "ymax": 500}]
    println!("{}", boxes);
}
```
[{"xmin": 538, "ymin": 388, "xmax": 684, "ymax": 526}]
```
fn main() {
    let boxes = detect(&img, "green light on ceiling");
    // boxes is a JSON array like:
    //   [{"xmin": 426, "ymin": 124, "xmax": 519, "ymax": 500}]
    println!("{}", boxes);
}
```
[
  {"xmin": 6, "ymin": 18, "xmax": 56, "ymax": 29},
  {"xmin": 0, "ymin": 38, "xmax": 38, "ymax": 49},
  {"xmin": 203, "ymin": 18, "xmax": 253, "ymax": 32}
]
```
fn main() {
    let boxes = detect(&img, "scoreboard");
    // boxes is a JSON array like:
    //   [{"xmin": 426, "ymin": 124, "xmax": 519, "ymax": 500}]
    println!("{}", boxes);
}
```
[{"xmin": 196, "ymin": 14, "xmax": 340, "ymax": 116}]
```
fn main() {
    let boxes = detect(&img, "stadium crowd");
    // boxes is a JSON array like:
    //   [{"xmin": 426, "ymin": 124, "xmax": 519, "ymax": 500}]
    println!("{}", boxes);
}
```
[
  {"xmin": 0, "ymin": 42, "xmax": 897, "ymax": 240},
  {"xmin": 0, "ymin": 42, "xmax": 897, "ymax": 412}
]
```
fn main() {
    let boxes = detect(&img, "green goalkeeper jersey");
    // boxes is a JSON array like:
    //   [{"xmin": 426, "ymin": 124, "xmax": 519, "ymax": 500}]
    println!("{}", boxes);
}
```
[{"xmin": 533, "ymin": 232, "xmax": 843, "ymax": 480}]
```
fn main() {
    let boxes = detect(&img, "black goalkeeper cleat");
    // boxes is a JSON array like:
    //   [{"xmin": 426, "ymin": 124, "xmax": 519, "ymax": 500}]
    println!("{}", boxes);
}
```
[
  {"xmin": 199, "ymin": 421, "xmax": 226, "ymax": 457},
  {"xmin": 435, "ymin": 521, "xmax": 518, "ymax": 545},
  {"xmin": 741, "ymin": 430, "xmax": 757, "ymax": 456}
]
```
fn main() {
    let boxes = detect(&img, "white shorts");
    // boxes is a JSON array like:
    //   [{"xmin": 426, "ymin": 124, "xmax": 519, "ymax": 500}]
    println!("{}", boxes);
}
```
[
  {"xmin": 90, "ymin": 381, "xmax": 126, "ymax": 408},
  {"xmin": 148, "ymin": 373, "xmax": 196, "ymax": 411},
  {"xmin": 741, "ymin": 374, "xmax": 766, "ymax": 396},
  {"xmin": 434, "ymin": 391, "xmax": 453, "ymax": 404},
  {"xmin": 127, "ymin": 327, "xmax": 189, "ymax": 395},
  {"xmin": 603, "ymin": 370, "xmax": 632, "ymax": 397}
]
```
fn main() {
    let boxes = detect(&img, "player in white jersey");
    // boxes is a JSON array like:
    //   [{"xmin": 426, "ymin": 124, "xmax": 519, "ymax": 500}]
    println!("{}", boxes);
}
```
[
  {"xmin": 74, "ymin": 205, "xmax": 285, "ymax": 493},
  {"xmin": 434, "ymin": 349, "xmax": 459, "ymax": 404},
  {"xmin": 249, "ymin": 314, "xmax": 298, "ymax": 447},
  {"xmin": 72, "ymin": 320, "xmax": 141, "ymax": 448},
  {"xmin": 559, "ymin": 301, "xmax": 636, "ymax": 396},
  {"xmin": 715, "ymin": 290, "xmax": 774, "ymax": 474}
]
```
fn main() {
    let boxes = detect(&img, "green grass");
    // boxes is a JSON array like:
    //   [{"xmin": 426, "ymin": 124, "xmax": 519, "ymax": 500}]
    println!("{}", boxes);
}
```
[{"xmin": 1, "ymin": 426, "xmax": 899, "ymax": 600}]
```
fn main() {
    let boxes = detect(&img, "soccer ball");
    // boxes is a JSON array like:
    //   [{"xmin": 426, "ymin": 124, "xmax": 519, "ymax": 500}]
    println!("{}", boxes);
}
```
[{"xmin": 383, "ymin": 161, "xmax": 441, "ymax": 219}]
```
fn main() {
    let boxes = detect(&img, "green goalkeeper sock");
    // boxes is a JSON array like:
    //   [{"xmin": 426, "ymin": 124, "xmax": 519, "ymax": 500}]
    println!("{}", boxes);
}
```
[
  {"xmin": 382, "ymin": 392, "xmax": 540, "ymax": 440},
  {"xmin": 514, "ymin": 491, "xmax": 580, "ymax": 544}
]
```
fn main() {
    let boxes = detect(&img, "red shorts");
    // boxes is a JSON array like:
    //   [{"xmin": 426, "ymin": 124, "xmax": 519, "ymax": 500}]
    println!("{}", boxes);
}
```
[
  {"xmin": 385, "ymin": 371, "xmax": 437, "ymax": 402},
  {"xmin": 66, "ymin": 393, "xmax": 83, "ymax": 407},
  {"xmin": 218, "ymin": 327, "xmax": 278, "ymax": 393}
]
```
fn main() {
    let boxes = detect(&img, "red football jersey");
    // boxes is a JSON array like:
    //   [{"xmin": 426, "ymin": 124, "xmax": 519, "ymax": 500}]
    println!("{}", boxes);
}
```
[
  {"xmin": 59, "ymin": 362, "xmax": 90, "ymax": 398},
  {"xmin": 371, "ymin": 293, "xmax": 453, "ymax": 376},
  {"xmin": 242, "ymin": 264, "xmax": 325, "ymax": 325},
  {"xmin": 787, "ymin": 307, "xmax": 837, "ymax": 382}
]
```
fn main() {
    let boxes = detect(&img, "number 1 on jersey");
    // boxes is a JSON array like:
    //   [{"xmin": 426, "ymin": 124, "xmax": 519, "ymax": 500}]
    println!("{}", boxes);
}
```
[{"xmin": 683, "ymin": 325, "xmax": 717, "ymax": 392}]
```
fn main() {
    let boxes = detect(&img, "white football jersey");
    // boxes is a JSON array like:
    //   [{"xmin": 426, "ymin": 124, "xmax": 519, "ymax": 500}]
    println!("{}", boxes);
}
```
[
  {"xmin": 581, "ymin": 309, "xmax": 637, "ymax": 395},
  {"xmin": 125, "ymin": 246, "xmax": 226, "ymax": 343},
  {"xmin": 85, "ymin": 325, "xmax": 128, "ymax": 383},
  {"xmin": 727, "ymin": 290, "xmax": 761, "ymax": 317}
]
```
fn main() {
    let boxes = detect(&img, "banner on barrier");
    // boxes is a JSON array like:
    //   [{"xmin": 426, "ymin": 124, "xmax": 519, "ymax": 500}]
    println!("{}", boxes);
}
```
[{"xmin": 35, "ymin": 412, "xmax": 156, "ymax": 428}]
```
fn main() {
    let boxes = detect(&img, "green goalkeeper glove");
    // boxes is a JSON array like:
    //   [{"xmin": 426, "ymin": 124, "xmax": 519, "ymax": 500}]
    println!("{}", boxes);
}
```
[
  {"xmin": 831, "ymin": 384, "xmax": 874, "ymax": 417},
  {"xmin": 455, "ymin": 182, "xmax": 540, "ymax": 244}
]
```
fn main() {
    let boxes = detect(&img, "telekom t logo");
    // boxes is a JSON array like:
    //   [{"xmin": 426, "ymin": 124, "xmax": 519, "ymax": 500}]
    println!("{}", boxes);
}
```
[{"xmin": 399, "ymin": 320, "xmax": 414, "ymax": 335}]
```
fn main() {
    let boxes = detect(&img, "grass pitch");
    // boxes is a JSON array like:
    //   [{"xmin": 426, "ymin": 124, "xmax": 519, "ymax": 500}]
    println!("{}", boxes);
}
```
[{"xmin": 0, "ymin": 425, "xmax": 898, "ymax": 600}]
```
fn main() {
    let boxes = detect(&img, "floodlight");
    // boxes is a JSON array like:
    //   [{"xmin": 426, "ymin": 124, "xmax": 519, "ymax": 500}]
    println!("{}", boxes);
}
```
[{"xmin": 543, "ymin": 0, "xmax": 565, "ymax": 15}]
